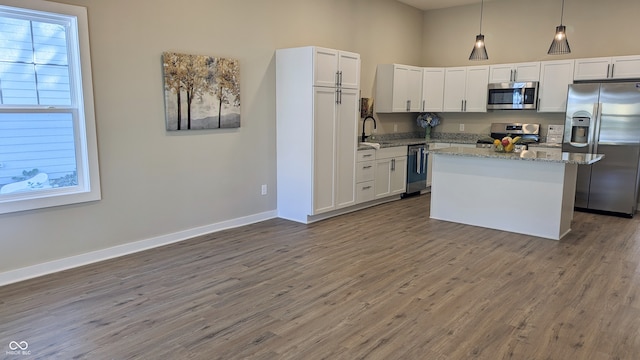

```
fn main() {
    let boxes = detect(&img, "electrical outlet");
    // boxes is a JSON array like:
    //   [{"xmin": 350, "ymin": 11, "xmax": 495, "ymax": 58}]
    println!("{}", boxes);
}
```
[
  {"xmin": 261, "ymin": 184, "xmax": 267, "ymax": 195},
  {"xmin": 393, "ymin": 124, "xmax": 398, "ymax": 132},
  {"xmin": 459, "ymin": 124, "xmax": 465, "ymax": 131}
]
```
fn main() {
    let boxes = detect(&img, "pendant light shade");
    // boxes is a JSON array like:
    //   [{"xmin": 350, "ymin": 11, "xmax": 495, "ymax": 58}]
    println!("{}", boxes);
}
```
[
  {"xmin": 548, "ymin": 0, "xmax": 571, "ymax": 55},
  {"xmin": 469, "ymin": 34, "xmax": 488, "ymax": 61},
  {"xmin": 469, "ymin": 0, "xmax": 488, "ymax": 61}
]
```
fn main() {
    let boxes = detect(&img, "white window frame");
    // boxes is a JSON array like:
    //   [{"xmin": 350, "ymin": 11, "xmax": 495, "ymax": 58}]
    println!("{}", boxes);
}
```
[{"xmin": 0, "ymin": 0, "xmax": 100, "ymax": 214}]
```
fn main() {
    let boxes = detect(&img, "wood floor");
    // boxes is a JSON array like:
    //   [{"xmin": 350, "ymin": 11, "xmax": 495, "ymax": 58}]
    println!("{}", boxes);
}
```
[{"xmin": 2, "ymin": 194, "xmax": 640, "ymax": 359}]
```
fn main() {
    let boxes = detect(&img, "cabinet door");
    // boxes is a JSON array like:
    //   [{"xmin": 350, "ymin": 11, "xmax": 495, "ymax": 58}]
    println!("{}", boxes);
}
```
[
  {"xmin": 538, "ymin": 60, "xmax": 574, "ymax": 113},
  {"xmin": 489, "ymin": 64, "xmax": 515, "ymax": 83},
  {"xmin": 335, "ymin": 88, "xmax": 358, "ymax": 209},
  {"xmin": 514, "ymin": 62, "xmax": 541, "ymax": 82},
  {"xmin": 574, "ymin": 57, "xmax": 611, "ymax": 81},
  {"xmin": 314, "ymin": 47, "xmax": 339, "ymax": 87},
  {"xmin": 392, "ymin": 66, "xmax": 410, "ymax": 112},
  {"xmin": 374, "ymin": 158, "xmax": 392, "ymax": 199},
  {"xmin": 464, "ymin": 66, "xmax": 489, "ymax": 112},
  {"xmin": 390, "ymin": 156, "xmax": 407, "ymax": 196},
  {"xmin": 611, "ymin": 55, "xmax": 640, "ymax": 79},
  {"xmin": 422, "ymin": 67, "xmax": 445, "ymax": 112},
  {"xmin": 313, "ymin": 87, "xmax": 337, "ymax": 214},
  {"xmin": 407, "ymin": 66, "xmax": 423, "ymax": 112},
  {"xmin": 338, "ymin": 51, "xmax": 360, "ymax": 89},
  {"xmin": 443, "ymin": 67, "xmax": 467, "ymax": 112}
]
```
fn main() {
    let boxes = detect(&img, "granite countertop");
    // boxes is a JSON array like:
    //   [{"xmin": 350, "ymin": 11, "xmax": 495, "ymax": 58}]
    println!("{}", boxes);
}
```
[{"xmin": 431, "ymin": 146, "xmax": 604, "ymax": 165}]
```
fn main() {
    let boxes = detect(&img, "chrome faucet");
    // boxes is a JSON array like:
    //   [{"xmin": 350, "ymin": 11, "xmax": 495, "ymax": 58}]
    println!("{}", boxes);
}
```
[{"xmin": 361, "ymin": 116, "xmax": 377, "ymax": 142}]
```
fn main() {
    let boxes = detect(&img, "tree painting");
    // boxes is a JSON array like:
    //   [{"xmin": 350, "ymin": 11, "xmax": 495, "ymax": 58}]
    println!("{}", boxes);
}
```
[{"xmin": 162, "ymin": 52, "xmax": 240, "ymax": 130}]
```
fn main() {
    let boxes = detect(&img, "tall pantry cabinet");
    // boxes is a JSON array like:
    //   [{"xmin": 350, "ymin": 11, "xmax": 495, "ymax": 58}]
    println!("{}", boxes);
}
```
[{"xmin": 276, "ymin": 46, "xmax": 361, "ymax": 223}]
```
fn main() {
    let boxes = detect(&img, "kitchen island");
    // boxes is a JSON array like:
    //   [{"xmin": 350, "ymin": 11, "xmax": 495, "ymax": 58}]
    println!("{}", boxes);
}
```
[{"xmin": 430, "ymin": 147, "xmax": 604, "ymax": 240}]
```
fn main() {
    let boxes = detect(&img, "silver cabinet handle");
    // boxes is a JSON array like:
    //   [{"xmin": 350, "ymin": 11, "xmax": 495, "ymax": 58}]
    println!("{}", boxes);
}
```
[
  {"xmin": 391, "ymin": 158, "xmax": 396, "ymax": 171},
  {"xmin": 362, "ymin": 185, "xmax": 372, "ymax": 190},
  {"xmin": 422, "ymin": 100, "xmax": 425, "ymax": 111},
  {"xmin": 363, "ymin": 154, "xmax": 373, "ymax": 158},
  {"xmin": 406, "ymin": 100, "xmax": 411, "ymax": 111},
  {"xmin": 461, "ymin": 99, "xmax": 464, "ymax": 111},
  {"xmin": 339, "ymin": 71, "xmax": 343, "ymax": 86},
  {"xmin": 363, "ymin": 165, "xmax": 372, "ymax": 169},
  {"xmin": 335, "ymin": 71, "xmax": 340, "ymax": 87},
  {"xmin": 416, "ymin": 149, "xmax": 421, "ymax": 174},
  {"xmin": 607, "ymin": 64, "xmax": 611, "ymax": 78},
  {"xmin": 610, "ymin": 64, "xmax": 615, "ymax": 78}
]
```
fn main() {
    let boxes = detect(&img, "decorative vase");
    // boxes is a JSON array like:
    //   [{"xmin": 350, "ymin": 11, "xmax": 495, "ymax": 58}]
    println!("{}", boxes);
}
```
[{"xmin": 425, "ymin": 126, "xmax": 431, "ymax": 140}]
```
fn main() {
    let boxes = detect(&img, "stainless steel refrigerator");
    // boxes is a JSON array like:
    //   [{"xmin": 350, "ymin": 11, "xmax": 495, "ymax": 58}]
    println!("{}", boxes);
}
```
[{"xmin": 563, "ymin": 82, "xmax": 640, "ymax": 216}]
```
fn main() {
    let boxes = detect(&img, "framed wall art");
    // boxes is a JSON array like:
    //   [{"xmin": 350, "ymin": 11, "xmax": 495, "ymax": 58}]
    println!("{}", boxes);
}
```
[{"xmin": 162, "ymin": 52, "xmax": 240, "ymax": 131}]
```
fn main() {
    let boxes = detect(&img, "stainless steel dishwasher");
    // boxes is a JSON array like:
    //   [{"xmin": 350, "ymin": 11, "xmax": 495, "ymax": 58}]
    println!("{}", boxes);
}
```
[{"xmin": 404, "ymin": 144, "xmax": 427, "ymax": 197}]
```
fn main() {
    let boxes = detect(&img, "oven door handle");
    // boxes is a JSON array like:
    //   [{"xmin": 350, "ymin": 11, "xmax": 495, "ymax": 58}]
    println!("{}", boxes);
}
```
[{"xmin": 416, "ymin": 148, "xmax": 422, "ymax": 174}]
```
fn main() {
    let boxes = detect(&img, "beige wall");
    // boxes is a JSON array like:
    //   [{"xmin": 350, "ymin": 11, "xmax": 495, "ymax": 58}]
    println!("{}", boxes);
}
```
[
  {"xmin": 0, "ymin": 0, "xmax": 423, "ymax": 276},
  {"xmin": 421, "ymin": 0, "xmax": 640, "ymax": 136}
]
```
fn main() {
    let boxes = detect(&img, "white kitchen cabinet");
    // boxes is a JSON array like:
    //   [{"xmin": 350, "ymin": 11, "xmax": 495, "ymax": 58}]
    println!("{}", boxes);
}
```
[
  {"xmin": 443, "ymin": 66, "xmax": 489, "ymax": 113},
  {"xmin": 376, "ymin": 64, "xmax": 423, "ymax": 112},
  {"xmin": 538, "ymin": 60, "xmax": 574, "ymax": 113},
  {"xmin": 574, "ymin": 55, "xmax": 640, "ymax": 81},
  {"xmin": 276, "ymin": 46, "xmax": 360, "ymax": 223},
  {"xmin": 489, "ymin": 62, "xmax": 540, "ymax": 83},
  {"xmin": 421, "ymin": 67, "xmax": 445, "ymax": 112},
  {"xmin": 374, "ymin": 147, "xmax": 407, "ymax": 199},
  {"xmin": 356, "ymin": 149, "xmax": 376, "ymax": 203},
  {"xmin": 314, "ymin": 47, "xmax": 360, "ymax": 89}
]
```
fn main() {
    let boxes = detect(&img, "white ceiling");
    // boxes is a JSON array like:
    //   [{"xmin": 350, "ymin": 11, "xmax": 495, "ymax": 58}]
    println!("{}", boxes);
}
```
[{"xmin": 397, "ymin": 0, "xmax": 494, "ymax": 11}]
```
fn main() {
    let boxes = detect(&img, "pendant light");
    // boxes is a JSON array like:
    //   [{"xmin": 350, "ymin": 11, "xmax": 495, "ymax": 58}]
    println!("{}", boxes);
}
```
[
  {"xmin": 469, "ymin": 0, "xmax": 488, "ymax": 61},
  {"xmin": 548, "ymin": 0, "xmax": 571, "ymax": 55}
]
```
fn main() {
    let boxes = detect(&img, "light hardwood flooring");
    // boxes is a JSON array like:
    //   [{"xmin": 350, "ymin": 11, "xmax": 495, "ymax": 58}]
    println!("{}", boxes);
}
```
[{"xmin": 1, "ymin": 194, "xmax": 640, "ymax": 359}]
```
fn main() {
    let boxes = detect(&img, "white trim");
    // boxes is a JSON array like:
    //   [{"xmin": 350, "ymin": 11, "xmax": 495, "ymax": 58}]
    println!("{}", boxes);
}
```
[{"xmin": 0, "ymin": 210, "xmax": 277, "ymax": 287}]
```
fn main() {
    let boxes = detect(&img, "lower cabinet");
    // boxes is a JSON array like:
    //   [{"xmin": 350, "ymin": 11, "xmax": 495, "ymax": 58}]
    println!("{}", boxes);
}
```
[
  {"xmin": 356, "ymin": 149, "xmax": 376, "ymax": 203},
  {"xmin": 374, "ymin": 147, "xmax": 407, "ymax": 199},
  {"xmin": 356, "ymin": 146, "xmax": 407, "ymax": 203}
]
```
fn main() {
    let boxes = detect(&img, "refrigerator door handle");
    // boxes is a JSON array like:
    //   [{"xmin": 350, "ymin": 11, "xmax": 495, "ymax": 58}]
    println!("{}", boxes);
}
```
[{"xmin": 593, "ymin": 102, "xmax": 603, "ymax": 153}]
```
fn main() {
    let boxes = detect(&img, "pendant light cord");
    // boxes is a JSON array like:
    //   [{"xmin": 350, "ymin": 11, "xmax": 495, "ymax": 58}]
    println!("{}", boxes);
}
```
[
  {"xmin": 479, "ymin": 0, "xmax": 484, "ymax": 34},
  {"xmin": 560, "ymin": 0, "xmax": 565, "ymax": 25}
]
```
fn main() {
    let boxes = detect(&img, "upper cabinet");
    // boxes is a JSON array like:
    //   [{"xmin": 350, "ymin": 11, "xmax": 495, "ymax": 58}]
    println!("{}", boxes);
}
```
[
  {"xmin": 574, "ymin": 55, "xmax": 640, "ymax": 81},
  {"xmin": 489, "ymin": 62, "xmax": 540, "ymax": 83},
  {"xmin": 443, "ymin": 66, "xmax": 489, "ymax": 112},
  {"xmin": 314, "ymin": 47, "xmax": 360, "ymax": 89},
  {"xmin": 421, "ymin": 67, "xmax": 445, "ymax": 112},
  {"xmin": 376, "ymin": 64, "xmax": 423, "ymax": 112},
  {"xmin": 538, "ymin": 60, "xmax": 574, "ymax": 113}
]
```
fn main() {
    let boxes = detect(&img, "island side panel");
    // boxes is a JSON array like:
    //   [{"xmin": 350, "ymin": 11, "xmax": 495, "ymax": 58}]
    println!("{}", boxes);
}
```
[
  {"xmin": 430, "ymin": 154, "xmax": 570, "ymax": 240},
  {"xmin": 559, "ymin": 163, "xmax": 578, "ymax": 238}
]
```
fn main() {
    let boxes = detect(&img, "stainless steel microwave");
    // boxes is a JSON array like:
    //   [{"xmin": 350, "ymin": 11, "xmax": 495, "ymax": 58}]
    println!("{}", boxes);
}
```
[{"xmin": 487, "ymin": 82, "xmax": 539, "ymax": 110}]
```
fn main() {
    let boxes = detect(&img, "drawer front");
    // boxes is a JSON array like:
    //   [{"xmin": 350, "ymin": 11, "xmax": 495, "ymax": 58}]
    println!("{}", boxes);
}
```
[
  {"xmin": 357, "ymin": 149, "xmax": 376, "ymax": 162},
  {"xmin": 376, "ymin": 146, "xmax": 407, "ymax": 159},
  {"xmin": 356, "ymin": 180, "xmax": 375, "ymax": 203},
  {"xmin": 356, "ymin": 160, "xmax": 375, "ymax": 182}
]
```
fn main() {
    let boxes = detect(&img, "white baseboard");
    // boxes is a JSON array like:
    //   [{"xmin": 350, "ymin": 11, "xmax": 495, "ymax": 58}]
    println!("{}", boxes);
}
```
[{"xmin": 0, "ymin": 210, "xmax": 277, "ymax": 287}]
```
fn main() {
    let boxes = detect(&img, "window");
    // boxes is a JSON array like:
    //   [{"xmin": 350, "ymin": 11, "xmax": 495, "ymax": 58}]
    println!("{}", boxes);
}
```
[{"xmin": 0, "ymin": 0, "xmax": 100, "ymax": 214}]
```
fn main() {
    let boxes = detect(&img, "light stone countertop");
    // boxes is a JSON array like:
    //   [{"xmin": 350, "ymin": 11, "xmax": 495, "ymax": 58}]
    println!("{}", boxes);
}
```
[{"xmin": 431, "ymin": 146, "xmax": 604, "ymax": 165}]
